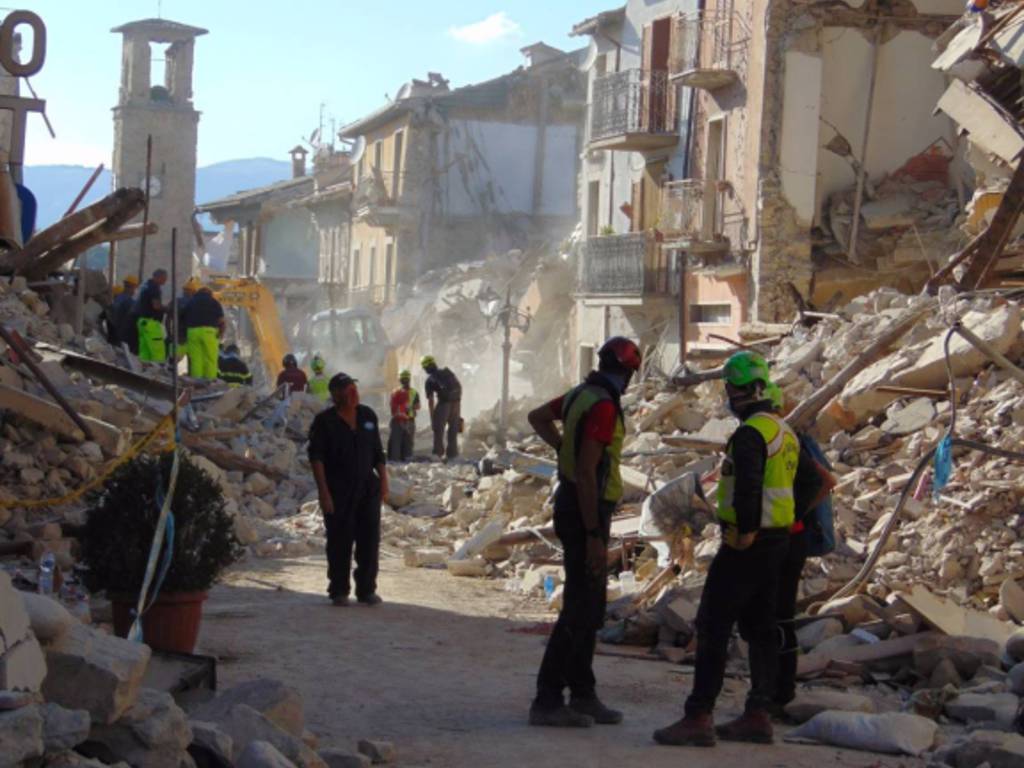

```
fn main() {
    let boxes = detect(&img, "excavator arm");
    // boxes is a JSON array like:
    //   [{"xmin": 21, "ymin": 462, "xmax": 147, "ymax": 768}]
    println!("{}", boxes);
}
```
[{"xmin": 208, "ymin": 277, "xmax": 288, "ymax": 387}]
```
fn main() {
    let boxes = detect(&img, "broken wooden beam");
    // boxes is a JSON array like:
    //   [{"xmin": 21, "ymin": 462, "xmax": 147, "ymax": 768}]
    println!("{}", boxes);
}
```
[
  {"xmin": 179, "ymin": 433, "xmax": 288, "ymax": 481},
  {"xmin": 0, "ymin": 383, "xmax": 127, "ymax": 455},
  {"xmin": 787, "ymin": 304, "xmax": 932, "ymax": 431},
  {"xmin": 105, "ymin": 221, "xmax": 158, "ymax": 243}
]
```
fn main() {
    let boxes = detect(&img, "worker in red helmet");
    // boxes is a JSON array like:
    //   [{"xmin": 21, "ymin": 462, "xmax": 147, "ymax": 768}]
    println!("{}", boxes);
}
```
[{"xmin": 527, "ymin": 336, "xmax": 642, "ymax": 729}]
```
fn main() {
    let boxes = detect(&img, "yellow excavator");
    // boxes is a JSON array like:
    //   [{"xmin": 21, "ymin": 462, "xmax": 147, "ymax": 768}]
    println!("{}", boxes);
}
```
[{"xmin": 204, "ymin": 275, "xmax": 397, "ymax": 407}]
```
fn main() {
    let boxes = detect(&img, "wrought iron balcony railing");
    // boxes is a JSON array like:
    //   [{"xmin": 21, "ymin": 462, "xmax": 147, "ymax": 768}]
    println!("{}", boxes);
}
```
[
  {"xmin": 670, "ymin": 11, "xmax": 748, "ymax": 90},
  {"xmin": 661, "ymin": 180, "xmax": 731, "ymax": 252},
  {"xmin": 589, "ymin": 69, "xmax": 678, "ymax": 150},
  {"xmin": 576, "ymin": 233, "xmax": 675, "ymax": 296}
]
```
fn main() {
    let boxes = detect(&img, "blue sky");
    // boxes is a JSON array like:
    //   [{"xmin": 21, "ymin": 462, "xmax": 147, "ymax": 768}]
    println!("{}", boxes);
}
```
[{"xmin": 22, "ymin": 1, "xmax": 598, "ymax": 168}]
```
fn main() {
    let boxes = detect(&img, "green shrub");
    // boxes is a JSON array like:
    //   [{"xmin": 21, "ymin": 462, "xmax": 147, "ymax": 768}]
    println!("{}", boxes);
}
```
[{"xmin": 81, "ymin": 451, "xmax": 242, "ymax": 594}]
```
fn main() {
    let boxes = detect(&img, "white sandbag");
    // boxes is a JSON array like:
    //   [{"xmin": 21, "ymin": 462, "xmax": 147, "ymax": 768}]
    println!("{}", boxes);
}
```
[
  {"xmin": 639, "ymin": 463, "xmax": 716, "ymax": 566},
  {"xmin": 784, "ymin": 710, "xmax": 938, "ymax": 756}
]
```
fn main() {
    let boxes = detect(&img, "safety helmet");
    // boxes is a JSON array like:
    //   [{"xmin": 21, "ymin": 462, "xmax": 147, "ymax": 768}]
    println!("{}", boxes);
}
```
[
  {"xmin": 399, "ymin": 369, "xmax": 411, "ymax": 381},
  {"xmin": 311, "ymin": 353, "xmax": 326, "ymax": 373},
  {"xmin": 282, "ymin": 353, "xmax": 298, "ymax": 368},
  {"xmin": 420, "ymin": 355, "xmax": 436, "ymax": 370},
  {"xmin": 123, "ymin": 275, "xmax": 140, "ymax": 287},
  {"xmin": 597, "ymin": 336, "xmax": 642, "ymax": 373},
  {"xmin": 183, "ymin": 277, "xmax": 202, "ymax": 295},
  {"xmin": 723, "ymin": 351, "xmax": 772, "ymax": 388}
]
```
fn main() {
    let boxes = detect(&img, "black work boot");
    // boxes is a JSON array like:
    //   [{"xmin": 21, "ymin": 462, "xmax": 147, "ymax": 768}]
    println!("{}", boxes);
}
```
[
  {"xmin": 653, "ymin": 714, "xmax": 716, "ymax": 747},
  {"xmin": 715, "ymin": 709, "xmax": 774, "ymax": 744},
  {"xmin": 529, "ymin": 703, "xmax": 594, "ymax": 728},
  {"xmin": 569, "ymin": 695, "xmax": 623, "ymax": 725}
]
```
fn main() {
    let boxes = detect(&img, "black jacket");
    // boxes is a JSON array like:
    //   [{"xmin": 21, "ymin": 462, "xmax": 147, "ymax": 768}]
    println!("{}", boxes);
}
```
[{"xmin": 307, "ymin": 405, "xmax": 386, "ymax": 514}]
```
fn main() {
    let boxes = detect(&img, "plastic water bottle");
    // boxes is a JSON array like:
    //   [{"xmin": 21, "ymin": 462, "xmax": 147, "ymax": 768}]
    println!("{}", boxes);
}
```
[
  {"xmin": 38, "ymin": 551, "xmax": 55, "ymax": 596},
  {"xmin": 543, "ymin": 574, "xmax": 556, "ymax": 599}
]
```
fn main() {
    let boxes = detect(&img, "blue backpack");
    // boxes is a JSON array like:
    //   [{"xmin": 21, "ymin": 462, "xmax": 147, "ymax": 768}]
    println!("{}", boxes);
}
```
[{"xmin": 798, "ymin": 433, "xmax": 836, "ymax": 557}]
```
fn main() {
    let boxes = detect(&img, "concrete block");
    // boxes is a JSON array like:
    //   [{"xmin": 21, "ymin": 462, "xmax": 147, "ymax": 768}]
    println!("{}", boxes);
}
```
[
  {"xmin": 41, "ymin": 622, "xmax": 150, "ymax": 724},
  {"xmin": 0, "ymin": 636, "xmax": 47, "ymax": 692},
  {"xmin": 0, "ymin": 704, "xmax": 43, "ymax": 767}
]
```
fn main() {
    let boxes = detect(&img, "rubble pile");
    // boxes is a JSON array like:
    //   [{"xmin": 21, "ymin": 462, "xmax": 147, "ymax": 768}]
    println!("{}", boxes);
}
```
[{"xmin": 0, "ymin": 571, "xmax": 393, "ymax": 768}]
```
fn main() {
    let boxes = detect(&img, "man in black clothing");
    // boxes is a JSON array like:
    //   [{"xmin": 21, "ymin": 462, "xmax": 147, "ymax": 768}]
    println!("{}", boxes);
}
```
[
  {"xmin": 308, "ymin": 373, "xmax": 389, "ymax": 607},
  {"xmin": 655, "ymin": 351, "xmax": 798, "ymax": 748},
  {"xmin": 218, "ymin": 344, "xmax": 253, "ymax": 387},
  {"xmin": 421, "ymin": 355, "xmax": 462, "ymax": 460}
]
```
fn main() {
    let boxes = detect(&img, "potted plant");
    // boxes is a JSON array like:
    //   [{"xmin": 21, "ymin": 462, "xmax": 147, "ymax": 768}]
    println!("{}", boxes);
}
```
[{"xmin": 80, "ymin": 451, "xmax": 241, "ymax": 653}]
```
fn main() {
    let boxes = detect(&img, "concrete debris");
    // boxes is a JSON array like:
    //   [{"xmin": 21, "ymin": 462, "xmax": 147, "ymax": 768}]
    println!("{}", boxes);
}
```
[
  {"xmin": 190, "ymin": 678, "xmax": 305, "ymax": 740},
  {"xmin": 356, "ymin": 739, "xmax": 394, "ymax": 765},
  {"xmin": 237, "ymin": 740, "xmax": 300, "ymax": 768},
  {"xmin": 0, "ymin": 704, "xmax": 44, "ymax": 768}
]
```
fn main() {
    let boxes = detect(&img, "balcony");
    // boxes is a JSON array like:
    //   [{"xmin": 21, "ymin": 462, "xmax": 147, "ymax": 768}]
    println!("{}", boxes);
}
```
[
  {"xmin": 661, "ymin": 180, "xmax": 731, "ymax": 253},
  {"xmin": 353, "ymin": 169, "xmax": 407, "ymax": 229},
  {"xmin": 589, "ymin": 69, "xmax": 678, "ymax": 152},
  {"xmin": 670, "ymin": 11, "xmax": 747, "ymax": 91},
  {"xmin": 576, "ymin": 233, "xmax": 674, "ymax": 298}
]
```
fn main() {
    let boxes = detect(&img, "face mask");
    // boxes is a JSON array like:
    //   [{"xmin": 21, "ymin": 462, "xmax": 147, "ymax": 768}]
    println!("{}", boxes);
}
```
[{"xmin": 602, "ymin": 372, "xmax": 629, "ymax": 394}]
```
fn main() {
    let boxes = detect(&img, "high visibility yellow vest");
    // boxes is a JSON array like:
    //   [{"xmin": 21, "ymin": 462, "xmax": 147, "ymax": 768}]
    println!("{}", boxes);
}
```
[
  {"xmin": 717, "ymin": 412, "xmax": 799, "ymax": 529},
  {"xmin": 309, "ymin": 374, "xmax": 330, "ymax": 401},
  {"xmin": 557, "ymin": 384, "xmax": 625, "ymax": 503}
]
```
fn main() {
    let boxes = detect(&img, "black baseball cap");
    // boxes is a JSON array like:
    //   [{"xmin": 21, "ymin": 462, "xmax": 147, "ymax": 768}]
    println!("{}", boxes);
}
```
[{"xmin": 328, "ymin": 372, "xmax": 358, "ymax": 391}]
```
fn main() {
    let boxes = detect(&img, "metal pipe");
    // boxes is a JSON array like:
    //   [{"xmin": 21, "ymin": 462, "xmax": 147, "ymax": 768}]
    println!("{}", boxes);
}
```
[
  {"xmin": 170, "ymin": 228, "xmax": 178, "ymax": 428},
  {"xmin": 137, "ymin": 135, "xmax": 153, "ymax": 279},
  {"xmin": 846, "ymin": 21, "xmax": 883, "ymax": 264}
]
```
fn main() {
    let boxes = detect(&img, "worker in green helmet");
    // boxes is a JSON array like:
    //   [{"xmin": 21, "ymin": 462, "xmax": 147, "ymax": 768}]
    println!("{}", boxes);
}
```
[
  {"xmin": 309, "ymin": 353, "xmax": 330, "ymax": 401},
  {"xmin": 388, "ymin": 369, "xmax": 420, "ymax": 461},
  {"xmin": 655, "ymin": 351, "xmax": 799, "ymax": 748}
]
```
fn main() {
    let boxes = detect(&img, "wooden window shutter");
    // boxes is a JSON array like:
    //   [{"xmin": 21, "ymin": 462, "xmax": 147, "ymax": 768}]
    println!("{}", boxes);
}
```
[{"xmin": 641, "ymin": 24, "xmax": 654, "ymax": 132}]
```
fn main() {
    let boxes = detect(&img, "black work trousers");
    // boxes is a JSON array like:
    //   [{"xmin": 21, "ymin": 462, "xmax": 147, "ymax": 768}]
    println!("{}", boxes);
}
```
[
  {"xmin": 685, "ymin": 534, "xmax": 789, "ymax": 716},
  {"xmin": 535, "ymin": 483, "xmax": 615, "ymax": 708},
  {"xmin": 387, "ymin": 417, "xmax": 415, "ymax": 462},
  {"xmin": 324, "ymin": 493, "xmax": 381, "ymax": 600},
  {"xmin": 432, "ymin": 400, "xmax": 460, "ymax": 460}
]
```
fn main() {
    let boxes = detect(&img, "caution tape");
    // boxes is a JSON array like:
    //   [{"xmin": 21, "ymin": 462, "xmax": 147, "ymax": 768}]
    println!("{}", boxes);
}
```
[{"xmin": 0, "ymin": 413, "xmax": 177, "ymax": 511}]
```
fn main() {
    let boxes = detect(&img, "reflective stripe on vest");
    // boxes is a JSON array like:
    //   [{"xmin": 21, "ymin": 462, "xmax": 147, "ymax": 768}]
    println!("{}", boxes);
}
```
[
  {"xmin": 716, "ymin": 412, "xmax": 799, "ymax": 529},
  {"xmin": 556, "ymin": 384, "xmax": 625, "ymax": 503}
]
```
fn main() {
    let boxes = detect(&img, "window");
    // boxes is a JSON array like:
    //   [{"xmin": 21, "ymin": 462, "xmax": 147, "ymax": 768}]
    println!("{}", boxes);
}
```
[
  {"xmin": 586, "ymin": 181, "xmax": 600, "ymax": 237},
  {"xmin": 351, "ymin": 247, "xmax": 361, "ymax": 287},
  {"xmin": 369, "ymin": 245, "xmax": 377, "ymax": 286},
  {"xmin": 385, "ymin": 242, "xmax": 394, "ymax": 286},
  {"xmin": 393, "ymin": 131, "xmax": 404, "ymax": 199},
  {"xmin": 374, "ymin": 140, "xmax": 383, "ymax": 171},
  {"xmin": 690, "ymin": 303, "xmax": 732, "ymax": 324}
]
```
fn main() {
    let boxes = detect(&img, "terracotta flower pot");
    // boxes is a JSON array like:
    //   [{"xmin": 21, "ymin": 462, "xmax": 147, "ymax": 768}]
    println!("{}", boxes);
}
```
[{"xmin": 111, "ymin": 591, "xmax": 208, "ymax": 654}]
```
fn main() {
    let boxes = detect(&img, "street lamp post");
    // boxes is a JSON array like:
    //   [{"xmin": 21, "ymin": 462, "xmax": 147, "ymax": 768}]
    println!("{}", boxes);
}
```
[{"xmin": 479, "ymin": 286, "xmax": 530, "ymax": 447}]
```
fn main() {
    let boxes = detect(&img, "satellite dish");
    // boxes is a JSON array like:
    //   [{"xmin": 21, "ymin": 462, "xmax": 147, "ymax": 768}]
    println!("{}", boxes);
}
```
[
  {"xmin": 395, "ymin": 82, "xmax": 413, "ymax": 101},
  {"xmin": 350, "ymin": 136, "xmax": 367, "ymax": 164},
  {"xmin": 580, "ymin": 42, "xmax": 599, "ymax": 72}
]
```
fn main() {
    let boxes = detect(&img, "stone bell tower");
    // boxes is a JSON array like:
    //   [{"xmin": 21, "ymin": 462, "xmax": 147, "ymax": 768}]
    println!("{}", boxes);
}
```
[{"xmin": 111, "ymin": 18, "xmax": 207, "ymax": 280}]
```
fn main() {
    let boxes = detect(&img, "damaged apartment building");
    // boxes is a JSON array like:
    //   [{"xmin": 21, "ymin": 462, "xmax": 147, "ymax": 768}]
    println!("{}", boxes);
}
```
[{"xmin": 571, "ymin": 0, "xmax": 965, "ymax": 372}]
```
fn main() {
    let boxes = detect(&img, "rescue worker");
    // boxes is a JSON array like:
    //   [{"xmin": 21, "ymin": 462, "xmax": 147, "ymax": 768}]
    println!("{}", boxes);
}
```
[
  {"xmin": 173, "ymin": 277, "xmax": 201, "ymax": 353},
  {"xmin": 654, "ymin": 351, "xmax": 799, "ymax": 747},
  {"xmin": 528, "ymin": 336, "xmax": 642, "ymax": 729},
  {"xmin": 308, "ymin": 372, "xmax": 389, "ymax": 606},
  {"xmin": 309, "ymin": 354, "xmax": 330, "ymax": 402},
  {"xmin": 421, "ymin": 355, "xmax": 462, "ymax": 460},
  {"xmin": 276, "ymin": 354, "xmax": 308, "ymax": 394},
  {"xmin": 387, "ymin": 369, "xmax": 420, "ymax": 462},
  {"xmin": 112, "ymin": 275, "xmax": 140, "ymax": 353},
  {"xmin": 180, "ymin": 283, "xmax": 225, "ymax": 380},
  {"xmin": 218, "ymin": 344, "xmax": 253, "ymax": 387},
  {"xmin": 133, "ymin": 269, "xmax": 168, "ymax": 363}
]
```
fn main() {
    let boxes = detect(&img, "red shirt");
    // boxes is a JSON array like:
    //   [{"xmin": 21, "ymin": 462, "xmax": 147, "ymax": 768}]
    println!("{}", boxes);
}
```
[
  {"xmin": 277, "ymin": 368, "xmax": 308, "ymax": 394},
  {"xmin": 547, "ymin": 395, "xmax": 617, "ymax": 445},
  {"xmin": 390, "ymin": 387, "xmax": 419, "ymax": 420}
]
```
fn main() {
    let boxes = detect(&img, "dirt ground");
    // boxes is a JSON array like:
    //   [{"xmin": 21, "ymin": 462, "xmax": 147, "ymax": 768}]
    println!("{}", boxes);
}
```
[{"xmin": 198, "ymin": 552, "xmax": 923, "ymax": 768}]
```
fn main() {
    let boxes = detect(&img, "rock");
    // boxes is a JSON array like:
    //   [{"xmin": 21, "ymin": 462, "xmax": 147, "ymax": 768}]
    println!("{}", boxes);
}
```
[
  {"xmin": 40, "ymin": 702, "xmax": 90, "ymax": 752},
  {"xmin": 784, "ymin": 690, "xmax": 875, "ymax": 724},
  {"xmin": 914, "ymin": 634, "xmax": 1001, "ymax": 680},
  {"xmin": 246, "ymin": 473, "xmax": 275, "ymax": 496},
  {"xmin": 1008, "ymin": 661, "xmax": 1024, "ymax": 696},
  {"xmin": 945, "ymin": 692, "xmax": 1020, "ymax": 728},
  {"xmin": 206, "ymin": 387, "xmax": 249, "ymax": 419},
  {"xmin": 237, "ymin": 741, "xmax": 299, "ymax": 768},
  {"xmin": 318, "ymin": 749, "xmax": 371, "ymax": 768},
  {"xmin": 235, "ymin": 516, "xmax": 261, "ymax": 545},
  {"xmin": 1007, "ymin": 627, "xmax": 1024, "ymax": 663},
  {"xmin": 999, "ymin": 577, "xmax": 1024, "ymax": 624},
  {"xmin": 188, "ymin": 720, "xmax": 234, "ymax": 768},
  {"xmin": 451, "ymin": 519, "xmax": 505, "ymax": 560},
  {"xmin": 795, "ymin": 618, "xmax": 843, "ymax": 651},
  {"xmin": 397, "ymin": 502, "xmax": 446, "ymax": 519},
  {"xmin": 86, "ymin": 688, "xmax": 192, "ymax": 768},
  {"xmin": 446, "ymin": 556, "xmax": 488, "ymax": 577},
  {"xmin": 818, "ymin": 595, "xmax": 873, "ymax": 628},
  {"xmin": 0, "ymin": 571, "xmax": 31, "ymax": 652},
  {"xmin": 356, "ymin": 739, "xmax": 395, "ymax": 765},
  {"xmin": 386, "ymin": 476, "xmax": 413, "ymax": 507},
  {"xmin": 934, "ymin": 729, "xmax": 1024, "ymax": 768},
  {"xmin": 19, "ymin": 592, "xmax": 74, "ymax": 642},
  {"xmin": 41, "ymin": 622, "xmax": 151, "ymax": 724},
  {"xmin": 403, "ymin": 548, "xmax": 447, "ymax": 568},
  {"xmin": 0, "ymin": 705, "xmax": 43, "ymax": 767},
  {"xmin": 880, "ymin": 397, "xmax": 935, "ymax": 436},
  {"xmin": 214, "ymin": 704, "xmax": 326, "ymax": 768},
  {"xmin": 191, "ymin": 678, "xmax": 305, "ymax": 739},
  {"xmin": 0, "ymin": 636, "xmax": 46, "ymax": 692},
  {"xmin": 929, "ymin": 657, "xmax": 963, "ymax": 689},
  {"xmin": 811, "ymin": 633, "xmax": 866, "ymax": 658}
]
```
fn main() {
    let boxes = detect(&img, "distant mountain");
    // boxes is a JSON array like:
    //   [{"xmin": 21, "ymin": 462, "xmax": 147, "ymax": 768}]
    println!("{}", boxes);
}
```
[{"xmin": 23, "ymin": 158, "xmax": 293, "ymax": 230}]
